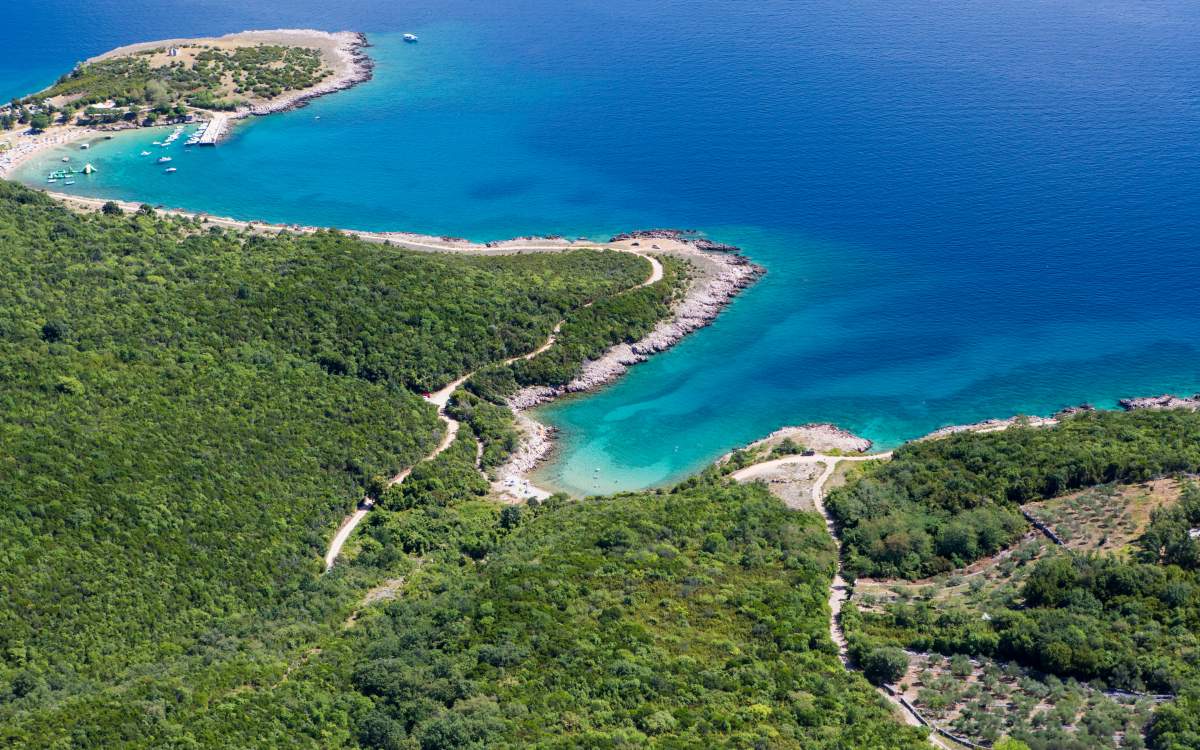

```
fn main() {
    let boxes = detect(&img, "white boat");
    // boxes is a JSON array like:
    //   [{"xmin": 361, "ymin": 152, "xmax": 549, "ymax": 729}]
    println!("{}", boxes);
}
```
[
  {"xmin": 64, "ymin": 180, "xmax": 76, "ymax": 185},
  {"xmin": 80, "ymin": 143, "xmax": 89, "ymax": 150},
  {"xmin": 140, "ymin": 150, "xmax": 151, "ymax": 156},
  {"xmin": 157, "ymin": 156, "xmax": 172, "ymax": 164},
  {"xmin": 164, "ymin": 167, "xmax": 177, "ymax": 173},
  {"xmin": 403, "ymin": 33, "xmax": 419, "ymax": 42},
  {"xmin": 152, "ymin": 141, "xmax": 161, "ymax": 146},
  {"xmin": 61, "ymin": 156, "xmax": 70, "ymax": 162}
]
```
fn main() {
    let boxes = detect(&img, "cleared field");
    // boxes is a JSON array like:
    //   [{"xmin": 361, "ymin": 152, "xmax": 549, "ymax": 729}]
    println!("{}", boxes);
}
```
[
  {"xmin": 898, "ymin": 652, "xmax": 1157, "ymax": 749},
  {"xmin": 853, "ymin": 532, "xmax": 1049, "ymax": 616},
  {"xmin": 1022, "ymin": 478, "xmax": 1180, "ymax": 555}
]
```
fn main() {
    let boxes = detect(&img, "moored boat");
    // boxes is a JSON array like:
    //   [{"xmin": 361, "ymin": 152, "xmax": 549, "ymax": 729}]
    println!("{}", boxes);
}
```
[{"xmin": 404, "ymin": 33, "xmax": 419, "ymax": 42}]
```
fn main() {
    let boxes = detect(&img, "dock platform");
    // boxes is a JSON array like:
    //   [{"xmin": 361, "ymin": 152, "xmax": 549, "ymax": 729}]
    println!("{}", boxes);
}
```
[{"xmin": 197, "ymin": 115, "xmax": 227, "ymax": 146}]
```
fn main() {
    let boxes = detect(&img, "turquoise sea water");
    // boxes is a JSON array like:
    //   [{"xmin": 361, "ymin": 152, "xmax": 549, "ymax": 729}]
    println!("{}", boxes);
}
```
[{"xmin": 5, "ymin": 1, "xmax": 1200, "ymax": 495}]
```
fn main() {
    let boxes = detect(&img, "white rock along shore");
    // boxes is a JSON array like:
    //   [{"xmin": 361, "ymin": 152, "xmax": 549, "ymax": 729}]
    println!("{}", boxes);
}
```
[
  {"xmin": 493, "ymin": 232, "xmax": 764, "ymax": 494},
  {"xmin": 0, "ymin": 29, "xmax": 372, "ymax": 176},
  {"xmin": 508, "ymin": 240, "xmax": 762, "ymax": 412}
]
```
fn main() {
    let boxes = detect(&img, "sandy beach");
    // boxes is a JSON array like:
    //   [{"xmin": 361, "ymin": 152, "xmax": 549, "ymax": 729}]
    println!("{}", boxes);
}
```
[
  {"xmin": 0, "ymin": 29, "xmax": 371, "ymax": 179},
  {"xmin": 0, "ymin": 124, "xmax": 98, "ymax": 179}
]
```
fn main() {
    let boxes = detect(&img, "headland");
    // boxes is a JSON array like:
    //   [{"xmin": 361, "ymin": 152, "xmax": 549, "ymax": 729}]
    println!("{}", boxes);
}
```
[{"xmin": 0, "ymin": 29, "xmax": 372, "ymax": 178}]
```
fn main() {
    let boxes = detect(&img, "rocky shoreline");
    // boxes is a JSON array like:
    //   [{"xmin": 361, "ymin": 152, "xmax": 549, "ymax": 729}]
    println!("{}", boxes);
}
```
[
  {"xmin": 725, "ymin": 423, "xmax": 875, "ymax": 458},
  {"xmin": 725, "ymin": 392, "xmax": 1200, "ymax": 471},
  {"xmin": 0, "ymin": 29, "xmax": 374, "ymax": 166},
  {"xmin": 917, "ymin": 415, "xmax": 1060, "ymax": 442},
  {"xmin": 1118, "ymin": 393, "xmax": 1200, "ymax": 411},
  {"xmin": 914, "ymin": 393, "xmax": 1200, "ymax": 444},
  {"xmin": 497, "ymin": 411, "xmax": 557, "ymax": 479},
  {"xmin": 493, "ymin": 232, "xmax": 765, "ymax": 492},
  {"xmin": 509, "ymin": 233, "xmax": 763, "ymax": 411},
  {"xmin": 241, "ymin": 32, "xmax": 374, "ymax": 120}
]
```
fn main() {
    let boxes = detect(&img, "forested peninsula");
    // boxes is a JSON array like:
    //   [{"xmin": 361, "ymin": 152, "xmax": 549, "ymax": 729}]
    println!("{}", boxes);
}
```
[{"xmin": 3, "ymin": 175, "xmax": 1200, "ymax": 750}]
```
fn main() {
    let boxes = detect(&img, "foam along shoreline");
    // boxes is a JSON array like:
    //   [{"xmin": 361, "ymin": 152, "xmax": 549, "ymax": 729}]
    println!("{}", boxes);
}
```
[{"xmin": 0, "ymin": 29, "xmax": 372, "ymax": 178}]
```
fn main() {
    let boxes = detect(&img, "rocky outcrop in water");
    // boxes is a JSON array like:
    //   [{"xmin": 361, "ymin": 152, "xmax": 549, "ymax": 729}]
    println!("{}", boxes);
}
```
[
  {"xmin": 1119, "ymin": 394, "xmax": 1200, "ymax": 411},
  {"xmin": 1054, "ymin": 403, "xmax": 1096, "ymax": 419},
  {"xmin": 729, "ymin": 423, "xmax": 873, "ymax": 457},
  {"xmin": 610, "ymin": 229, "xmax": 742, "ymax": 254}
]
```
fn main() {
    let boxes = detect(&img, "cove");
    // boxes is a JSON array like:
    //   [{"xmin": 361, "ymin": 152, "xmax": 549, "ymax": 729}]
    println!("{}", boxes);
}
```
[{"xmin": 6, "ymin": 0, "xmax": 1200, "ymax": 495}]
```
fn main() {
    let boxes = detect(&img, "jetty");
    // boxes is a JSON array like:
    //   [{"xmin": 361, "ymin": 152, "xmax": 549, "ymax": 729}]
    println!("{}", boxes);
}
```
[{"xmin": 196, "ymin": 115, "xmax": 227, "ymax": 146}]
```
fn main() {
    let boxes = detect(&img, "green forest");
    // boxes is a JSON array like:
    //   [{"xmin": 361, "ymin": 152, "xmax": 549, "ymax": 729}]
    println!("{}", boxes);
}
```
[
  {"xmin": 348, "ymin": 483, "xmax": 928, "ymax": 749},
  {"xmin": 827, "ymin": 411, "xmax": 1200, "ymax": 579},
  {"xmin": 5, "ymin": 174, "xmax": 1200, "ymax": 748},
  {"xmin": 831, "ymin": 417, "xmax": 1200, "ymax": 750},
  {"xmin": 0, "ymin": 180, "xmax": 664, "ymax": 746}
]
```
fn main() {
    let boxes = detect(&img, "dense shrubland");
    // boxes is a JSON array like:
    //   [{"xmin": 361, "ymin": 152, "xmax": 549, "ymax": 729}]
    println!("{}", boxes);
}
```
[
  {"xmin": 350, "ymin": 482, "xmax": 929, "ymax": 749},
  {"xmin": 454, "ymin": 255, "xmax": 686, "ymax": 472},
  {"xmin": 827, "ymin": 411, "xmax": 1200, "ymax": 579},
  {"xmin": 31, "ymin": 44, "xmax": 329, "ymax": 116},
  {"xmin": 0, "ymin": 180, "xmax": 656, "ymax": 745}
]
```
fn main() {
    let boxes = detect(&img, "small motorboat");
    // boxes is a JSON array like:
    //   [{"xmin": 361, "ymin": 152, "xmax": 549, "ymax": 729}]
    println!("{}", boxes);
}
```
[
  {"xmin": 157, "ymin": 156, "xmax": 172, "ymax": 164},
  {"xmin": 80, "ymin": 143, "xmax": 89, "ymax": 150},
  {"xmin": 403, "ymin": 33, "xmax": 419, "ymax": 42},
  {"xmin": 61, "ymin": 156, "xmax": 70, "ymax": 162},
  {"xmin": 164, "ymin": 167, "xmax": 177, "ymax": 173},
  {"xmin": 64, "ymin": 180, "xmax": 76, "ymax": 185},
  {"xmin": 152, "ymin": 141, "xmax": 161, "ymax": 146}
]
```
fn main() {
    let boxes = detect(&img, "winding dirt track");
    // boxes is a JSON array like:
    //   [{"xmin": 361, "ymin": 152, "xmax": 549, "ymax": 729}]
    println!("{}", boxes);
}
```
[
  {"xmin": 322, "ymin": 252, "xmax": 663, "ymax": 570},
  {"xmin": 731, "ymin": 452, "xmax": 891, "ymax": 659},
  {"xmin": 731, "ymin": 452, "xmax": 956, "ymax": 748}
]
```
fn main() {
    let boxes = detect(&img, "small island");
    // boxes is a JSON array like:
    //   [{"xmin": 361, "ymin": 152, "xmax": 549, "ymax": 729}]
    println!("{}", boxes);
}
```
[{"xmin": 0, "ymin": 29, "xmax": 371, "ymax": 175}]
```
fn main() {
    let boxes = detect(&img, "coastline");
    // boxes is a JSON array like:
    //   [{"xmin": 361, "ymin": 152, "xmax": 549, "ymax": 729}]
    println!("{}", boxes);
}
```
[
  {"xmin": 19, "ymin": 190, "xmax": 765, "ymax": 499},
  {"xmin": 729, "ymin": 394, "xmax": 1200, "ymax": 469},
  {"xmin": 493, "ymin": 231, "xmax": 764, "ymax": 500},
  {"xmin": 0, "ymin": 29, "xmax": 373, "ymax": 178},
  {"xmin": 11, "ymin": 184, "xmax": 1200, "ymax": 501},
  {"xmin": 238, "ymin": 31, "xmax": 374, "ymax": 119}
]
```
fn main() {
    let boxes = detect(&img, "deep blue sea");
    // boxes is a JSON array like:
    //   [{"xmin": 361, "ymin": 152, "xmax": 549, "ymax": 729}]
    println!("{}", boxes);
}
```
[{"xmin": 5, "ymin": 1, "xmax": 1200, "ymax": 494}]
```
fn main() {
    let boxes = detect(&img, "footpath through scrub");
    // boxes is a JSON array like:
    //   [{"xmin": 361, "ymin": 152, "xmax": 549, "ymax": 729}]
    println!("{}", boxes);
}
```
[
  {"xmin": 323, "ymin": 251, "xmax": 664, "ymax": 570},
  {"xmin": 731, "ymin": 451, "xmax": 960, "ymax": 749}
]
